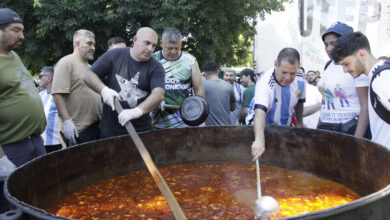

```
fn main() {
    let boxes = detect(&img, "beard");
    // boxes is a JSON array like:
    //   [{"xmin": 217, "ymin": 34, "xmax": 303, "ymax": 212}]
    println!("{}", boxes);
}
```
[
  {"xmin": 82, "ymin": 51, "xmax": 94, "ymax": 61},
  {"xmin": 87, "ymin": 54, "xmax": 94, "ymax": 60},
  {"xmin": 4, "ymin": 39, "xmax": 22, "ymax": 51}
]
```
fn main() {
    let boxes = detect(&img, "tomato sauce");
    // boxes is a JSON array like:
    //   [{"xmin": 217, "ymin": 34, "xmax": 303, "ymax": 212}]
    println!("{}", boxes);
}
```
[{"xmin": 47, "ymin": 163, "xmax": 359, "ymax": 219}]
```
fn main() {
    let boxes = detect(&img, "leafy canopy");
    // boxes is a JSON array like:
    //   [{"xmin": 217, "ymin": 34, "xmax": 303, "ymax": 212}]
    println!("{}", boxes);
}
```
[{"xmin": 1, "ymin": 0, "xmax": 286, "ymax": 73}]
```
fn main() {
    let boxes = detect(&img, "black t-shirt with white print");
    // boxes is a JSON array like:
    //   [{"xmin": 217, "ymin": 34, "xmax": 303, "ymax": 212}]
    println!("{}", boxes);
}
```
[{"xmin": 90, "ymin": 47, "xmax": 165, "ymax": 135}]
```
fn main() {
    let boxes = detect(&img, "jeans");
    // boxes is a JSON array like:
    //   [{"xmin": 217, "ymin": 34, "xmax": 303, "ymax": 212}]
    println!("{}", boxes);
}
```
[
  {"xmin": 317, "ymin": 117, "xmax": 358, "ymax": 135},
  {"xmin": 62, "ymin": 121, "xmax": 100, "ymax": 147},
  {"xmin": 317, "ymin": 117, "xmax": 371, "ymax": 139},
  {"xmin": 1, "ymin": 134, "xmax": 46, "ymax": 213}
]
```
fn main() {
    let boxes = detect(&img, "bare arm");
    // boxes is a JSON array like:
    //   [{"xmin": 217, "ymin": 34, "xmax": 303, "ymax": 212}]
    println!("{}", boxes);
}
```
[
  {"xmin": 230, "ymin": 102, "xmax": 236, "ymax": 112},
  {"xmin": 354, "ymin": 86, "xmax": 369, "ymax": 137},
  {"xmin": 303, "ymin": 103, "xmax": 321, "ymax": 117},
  {"xmin": 252, "ymin": 109, "xmax": 266, "ymax": 161},
  {"xmin": 294, "ymin": 102, "xmax": 304, "ymax": 127},
  {"xmin": 0, "ymin": 145, "xmax": 5, "ymax": 158},
  {"xmin": 239, "ymin": 107, "xmax": 249, "ymax": 123},
  {"xmin": 83, "ymin": 69, "xmax": 106, "ymax": 94},
  {"xmin": 53, "ymin": 94, "xmax": 71, "ymax": 121},
  {"xmin": 230, "ymin": 89, "xmax": 236, "ymax": 111},
  {"xmin": 192, "ymin": 61, "xmax": 205, "ymax": 97},
  {"xmin": 138, "ymin": 87, "xmax": 165, "ymax": 114}
]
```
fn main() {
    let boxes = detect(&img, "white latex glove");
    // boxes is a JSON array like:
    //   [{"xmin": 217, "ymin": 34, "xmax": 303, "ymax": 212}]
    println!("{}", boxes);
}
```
[
  {"xmin": 63, "ymin": 119, "xmax": 79, "ymax": 145},
  {"xmin": 159, "ymin": 100, "xmax": 166, "ymax": 111},
  {"xmin": 0, "ymin": 156, "xmax": 16, "ymax": 179},
  {"xmin": 118, "ymin": 107, "xmax": 143, "ymax": 126},
  {"xmin": 101, "ymin": 86, "xmax": 120, "ymax": 111}
]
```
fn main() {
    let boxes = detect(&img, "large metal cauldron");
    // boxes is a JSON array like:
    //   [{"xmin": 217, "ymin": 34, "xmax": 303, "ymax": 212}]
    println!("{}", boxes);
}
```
[{"xmin": 4, "ymin": 126, "xmax": 390, "ymax": 220}]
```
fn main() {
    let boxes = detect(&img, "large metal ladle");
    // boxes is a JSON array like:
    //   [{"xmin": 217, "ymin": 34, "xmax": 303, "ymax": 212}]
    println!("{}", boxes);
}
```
[{"xmin": 254, "ymin": 159, "xmax": 279, "ymax": 219}]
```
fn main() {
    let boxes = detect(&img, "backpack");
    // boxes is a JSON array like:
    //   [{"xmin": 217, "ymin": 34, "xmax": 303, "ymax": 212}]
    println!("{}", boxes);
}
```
[
  {"xmin": 324, "ymin": 60, "xmax": 332, "ymax": 71},
  {"xmin": 370, "ymin": 62, "xmax": 390, "ymax": 124}
]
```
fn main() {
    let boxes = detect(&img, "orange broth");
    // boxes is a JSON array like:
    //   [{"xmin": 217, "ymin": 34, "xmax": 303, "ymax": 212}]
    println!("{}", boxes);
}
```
[{"xmin": 47, "ymin": 163, "xmax": 360, "ymax": 219}]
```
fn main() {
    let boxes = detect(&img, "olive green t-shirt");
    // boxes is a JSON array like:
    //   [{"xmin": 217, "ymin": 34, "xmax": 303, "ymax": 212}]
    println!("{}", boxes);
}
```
[{"xmin": 0, "ymin": 51, "xmax": 46, "ymax": 145}]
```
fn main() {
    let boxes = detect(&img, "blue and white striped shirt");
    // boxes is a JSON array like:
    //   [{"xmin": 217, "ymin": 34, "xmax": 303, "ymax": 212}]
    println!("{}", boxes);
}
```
[
  {"xmin": 39, "ymin": 90, "xmax": 60, "ymax": 145},
  {"xmin": 246, "ymin": 67, "xmax": 306, "ymax": 125}
]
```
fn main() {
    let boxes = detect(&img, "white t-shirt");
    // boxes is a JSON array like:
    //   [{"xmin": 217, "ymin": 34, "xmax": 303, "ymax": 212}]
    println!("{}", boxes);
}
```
[
  {"xmin": 317, "ymin": 61, "xmax": 370, "ymax": 124},
  {"xmin": 368, "ymin": 61, "xmax": 390, "ymax": 149},
  {"xmin": 230, "ymin": 82, "xmax": 245, "ymax": 125},
  {"xmin": 303, "ymin": 84, "xmax": 322, "ymax": 129},
  {"xmin": 253, "ymin": 67, "xmax": 306, "ymax": 126}
]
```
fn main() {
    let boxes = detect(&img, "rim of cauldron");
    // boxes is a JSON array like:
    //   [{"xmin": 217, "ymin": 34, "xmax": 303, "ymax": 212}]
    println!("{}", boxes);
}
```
[
  {"xmin": 4, "ymin": 127, "xmax": 390, "ymax": 219},
  {"xmin": 4, "ymin": 157, "xmax": 70, "ymax": 219}
]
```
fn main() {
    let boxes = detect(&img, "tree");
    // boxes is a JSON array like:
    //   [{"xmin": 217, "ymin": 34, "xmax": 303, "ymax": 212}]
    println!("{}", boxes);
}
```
[{"xmin": 1, "ymin": 0, "xmax": 286, "ymax": 73}]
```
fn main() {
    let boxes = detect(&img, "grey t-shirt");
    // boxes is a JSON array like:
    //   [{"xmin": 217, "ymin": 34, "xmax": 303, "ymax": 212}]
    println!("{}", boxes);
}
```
[{"xmin": 203, "ymin": 79, "xmax": 236, "ymax": 126}]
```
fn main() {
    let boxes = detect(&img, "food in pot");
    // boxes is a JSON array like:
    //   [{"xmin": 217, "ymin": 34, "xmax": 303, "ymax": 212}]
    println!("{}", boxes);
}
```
[{"xmin": 47, "ymin": 163, "xmax": 359, "ymax": 219}]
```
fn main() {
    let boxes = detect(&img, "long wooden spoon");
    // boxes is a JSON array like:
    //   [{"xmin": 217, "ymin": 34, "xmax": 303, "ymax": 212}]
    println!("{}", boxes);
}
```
[{"xmin": 114, "ymin": 99, "xmax": 187, "ymax": 220}]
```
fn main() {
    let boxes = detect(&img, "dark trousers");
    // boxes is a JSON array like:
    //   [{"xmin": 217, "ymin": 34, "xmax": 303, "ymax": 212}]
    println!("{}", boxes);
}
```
[
  {"xmin": 1, "ymin": 134, "xmax": 46, "ymax": 213},
  {"xmin": 317, "ymin": 117, "xmax": 371, "ymax": 139},
  {"xmin": 62, "ymin": 122, "xmax": 100, "ymax": 147},
  {"xmin": 78, "ymin": 122, "xmax": 100, "ymax": 144},
  {"xmin": 44, "ymin": 144, "xmax": 62, "ymax": 153}
]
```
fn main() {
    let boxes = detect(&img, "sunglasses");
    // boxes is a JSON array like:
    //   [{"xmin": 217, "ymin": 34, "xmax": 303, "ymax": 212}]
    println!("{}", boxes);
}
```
[{"xmin": 39, "ymin": 74, "xmax": 50, "ymax": 79}]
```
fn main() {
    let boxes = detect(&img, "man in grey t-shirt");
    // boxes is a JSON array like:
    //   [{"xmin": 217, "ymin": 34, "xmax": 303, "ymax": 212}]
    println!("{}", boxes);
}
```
[{"xmin": 202, "ymin": 61, "xmax": 236, "ymax": 126}]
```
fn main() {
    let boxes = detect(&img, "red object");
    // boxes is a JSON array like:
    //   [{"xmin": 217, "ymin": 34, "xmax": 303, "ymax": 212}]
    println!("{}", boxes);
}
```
[{"xmin": 291, "ymin": 115, "xmax": 297, "ymax": 127}]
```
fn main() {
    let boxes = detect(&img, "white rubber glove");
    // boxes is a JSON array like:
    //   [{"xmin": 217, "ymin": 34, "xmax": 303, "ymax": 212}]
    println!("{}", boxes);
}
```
[
  {"xmin": 63, "ymin": 119, "xmax": 79, "ymax": 145},
  {"xmin": 101, "ymin": 86, "xmax": 120, "ymax": 111},
  {"xmin": 0, "ymin": 156, "xmax": 16, "ymax": 179},
  {"xmin": 118, "ymin": 107, "xmax": 143, "ymax": 126},
  {"xmin": 159, "ymin": 100, "xmax": 166, "ymax": 111}
]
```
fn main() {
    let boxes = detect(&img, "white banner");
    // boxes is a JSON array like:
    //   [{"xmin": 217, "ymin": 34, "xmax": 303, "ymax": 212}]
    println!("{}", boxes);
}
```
[{"xmin": 254, "ymin": 0, "xmax": 390, "ymax": 73}]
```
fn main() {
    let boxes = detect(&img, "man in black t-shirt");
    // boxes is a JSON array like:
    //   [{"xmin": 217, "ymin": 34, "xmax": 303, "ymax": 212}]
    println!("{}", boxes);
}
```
[{"xmin": 83, "ymin": 27, "xmax": 165, "ymax": 138}]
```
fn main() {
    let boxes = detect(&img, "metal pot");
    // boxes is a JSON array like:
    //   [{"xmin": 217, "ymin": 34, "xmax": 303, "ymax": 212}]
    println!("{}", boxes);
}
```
[
  {"xmin": 4, "ymin": 126, "xmax": 390, "ymax": 219},
  {"xmin": 163, "ymin": 95, "xmax": 209, "ymax": 126},
  {"xmin": 179, "ymin": 95, "xmax": 209, "ymax": 126}
]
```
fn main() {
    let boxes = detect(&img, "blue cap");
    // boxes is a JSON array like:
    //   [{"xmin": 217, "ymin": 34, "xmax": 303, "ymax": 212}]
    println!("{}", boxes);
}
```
[
  {"xmin": 0, "ymin": 8, "xmax": 23, "ymax": 25},
  {"xmin": 322, "ymin": 22, "xmax": 353, "ymax": 41}
]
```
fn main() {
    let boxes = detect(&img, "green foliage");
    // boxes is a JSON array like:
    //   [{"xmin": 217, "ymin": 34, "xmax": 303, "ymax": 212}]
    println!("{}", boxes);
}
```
[{"xmin": 1, "ymin": 0, "xmax": 286, "ymax": 73}]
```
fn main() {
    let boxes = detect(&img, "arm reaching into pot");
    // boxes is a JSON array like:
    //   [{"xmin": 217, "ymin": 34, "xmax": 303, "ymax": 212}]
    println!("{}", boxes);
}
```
[
  {"xmin": 191, "ymin": 61, "xmax": 205, "ymax": 98},
  {"xmin": 252, "ymin": 109, "xmax": 266, "ymax": 161}
]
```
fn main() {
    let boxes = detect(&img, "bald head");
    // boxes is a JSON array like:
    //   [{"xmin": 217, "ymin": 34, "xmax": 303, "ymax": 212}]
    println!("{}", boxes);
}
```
[
  {"xmin": 136, "ymin": 27, "xmax": 157, "ymax": 38},
  {"xmin": 131, "ymin": 27, "xmax": 158, "ymax": 62}
]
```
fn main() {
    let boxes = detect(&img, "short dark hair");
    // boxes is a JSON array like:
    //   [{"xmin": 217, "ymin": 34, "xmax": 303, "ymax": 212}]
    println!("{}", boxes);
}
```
[
  {"xmin": 277, "ymin": 48, "xmax": 300, "ymax": 66},
  {"xmin": 239, "ymin": 68, "xmax": 255, "ymax": 83},
  {"xmin": 202, "ymin": 61, "xmax": 219, "ymax": 74},
  {"xmin": 331, "ymin": 32, "xmax": 371, "ymax": 63},
  {"xmin": 40, "ymin": 66, "xmax": 54, "ymax": 75},
  {"xmin": 107, "ymin": 37, "xmax": 126, "ymax": 48}
]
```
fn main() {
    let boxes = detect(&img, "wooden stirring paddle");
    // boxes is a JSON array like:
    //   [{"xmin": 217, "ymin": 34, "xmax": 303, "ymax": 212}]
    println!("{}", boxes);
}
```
[{"xmin": 114, "ymin": 99, "xmax": 187, "ymax": 220}]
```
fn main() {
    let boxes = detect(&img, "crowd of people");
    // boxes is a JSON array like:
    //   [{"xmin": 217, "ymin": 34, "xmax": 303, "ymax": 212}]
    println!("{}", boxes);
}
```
[{"xmin": 1, "ymin": 7, "xmax": 390, "ymax": 214}]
